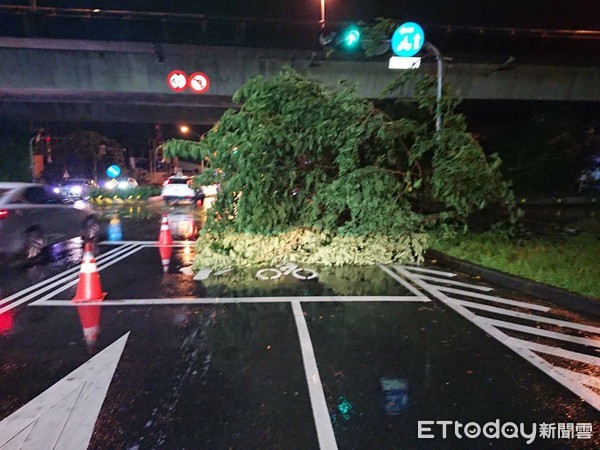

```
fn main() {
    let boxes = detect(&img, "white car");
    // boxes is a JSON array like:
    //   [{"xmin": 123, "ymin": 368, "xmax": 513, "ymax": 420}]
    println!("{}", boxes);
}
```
[
  {"xmin": 0, "ymin": 183, "xmax": 98, "ymax": 262},
  {"xmin": 161, "ymin": 175, "xmax": 198, "ymax": 204}
]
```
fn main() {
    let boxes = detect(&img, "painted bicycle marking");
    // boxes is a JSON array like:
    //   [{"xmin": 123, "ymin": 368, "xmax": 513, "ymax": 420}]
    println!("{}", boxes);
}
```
[{"xmin": 256, "ymin": 262, "xmax": 318, "ymax": 281}]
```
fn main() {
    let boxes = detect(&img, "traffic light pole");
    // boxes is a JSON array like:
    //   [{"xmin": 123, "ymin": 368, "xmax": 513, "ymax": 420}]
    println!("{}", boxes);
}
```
[{"xmin": 424, "ymin": 42, "xmax": 443, "ymax": 132}]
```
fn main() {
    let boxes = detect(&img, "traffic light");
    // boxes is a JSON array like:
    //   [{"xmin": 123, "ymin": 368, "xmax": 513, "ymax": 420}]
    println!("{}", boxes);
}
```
[
  {"xmin": 339, "ymin": 25, "xmax": 361, "ymax": 49},
  {"xmin": 319, "ymin": 24, "xmax": 362, "ymax": 50}
]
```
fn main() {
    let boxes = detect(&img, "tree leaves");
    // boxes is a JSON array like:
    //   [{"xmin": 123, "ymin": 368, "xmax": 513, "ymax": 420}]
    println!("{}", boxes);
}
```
[{"xmin": 163, "ymin": 65, "xmax": 516, "ymax": 252}]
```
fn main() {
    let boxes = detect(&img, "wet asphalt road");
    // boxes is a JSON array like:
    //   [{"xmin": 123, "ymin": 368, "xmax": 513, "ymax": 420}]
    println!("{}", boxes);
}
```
[{"xmin": 0, "ymin": 203, "xmax": 599, "ymax": 449}]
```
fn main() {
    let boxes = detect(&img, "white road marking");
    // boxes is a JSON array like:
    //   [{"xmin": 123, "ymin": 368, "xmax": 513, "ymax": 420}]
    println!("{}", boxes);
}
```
[
  {"xmin": 555, "ymin": 367, "xmax": 600, "ymax": 390},
  {"xmin": 0, "ymin": 245, "xmax": 145, "ymax": 315},
  {"xmin": 509, "ymin": 338, "xmax": 600, "ymax": 366},
  {"xmin": 0, "ymin": 333, "xmax": 129, "ymax": 450},
  {"xmin": 0, "ymin": 244, "xmax": 137, "ymax": 308},
  {"xmin": 377, "ymin": 264, "xmax": 427, "ymax": 297},
  {"xmin": 291, "ymin": 301, "xmax": 338, "ymax": 450},
  {"xmin": 475, "ymin": 316, "xmax": 600, "ymax": 348},
  {"xmin": 396, "ymin": 265, "xmax": 457, "ymax": 277},
  {"xmin": 434, "ymin": 285, "xmax": 550, "ymax": 312},
  {"xmin": 407, "ymin": 273, "xmax": 495, "ymax": 291},
  {"xmin": 393, "ymin": 265, "xmax": 600, "ymax": 412},
  {"xmin": 99, "ymin": 240, "xmax": 191, "ymax": 246},
  {"xmin": 31, "ymin": 295, "xmax": 430, "ymax": 307},
  {"xmin": 446, "ymin": 298, "xmax": 600, "ymax": 334}
]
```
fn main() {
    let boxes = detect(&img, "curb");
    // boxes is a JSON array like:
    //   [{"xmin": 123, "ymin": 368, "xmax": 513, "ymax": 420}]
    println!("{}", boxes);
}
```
[{"xmin": 425, "ymin": 249, "xmax": 600, "ymax": 317}]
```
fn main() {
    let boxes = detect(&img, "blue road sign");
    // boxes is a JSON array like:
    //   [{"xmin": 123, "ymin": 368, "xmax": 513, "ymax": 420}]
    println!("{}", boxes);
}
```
[
  {"xmin": 391, "ymin": 22, "xmax": 425, "ymax": 57},
  {"xmin": 106, "ymin": 164, "xmax": 121, "ymax": 178}
]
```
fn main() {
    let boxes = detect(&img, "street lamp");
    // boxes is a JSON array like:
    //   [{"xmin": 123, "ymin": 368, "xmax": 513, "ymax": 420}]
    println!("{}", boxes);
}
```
[
  {"xmin": 178, "ymin": 125, "xmax": 205, "ymax": 173},
  {"xmin": 320, "ymin": 0, "xmax": 326, "ymax": 29},
  {"xmin": 179, "ymin": 124, "xmax": 202, "ymax": 139}
]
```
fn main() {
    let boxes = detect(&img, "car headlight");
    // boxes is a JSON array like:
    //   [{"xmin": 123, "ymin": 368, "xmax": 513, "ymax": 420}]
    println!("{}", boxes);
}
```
[
  {"xmin": 53, "ymin": 187, "xmax": 60, "ymax": 194},
  {"xmin": 70, "ymin": 186, "xmax": 82, "ymax": 195}
]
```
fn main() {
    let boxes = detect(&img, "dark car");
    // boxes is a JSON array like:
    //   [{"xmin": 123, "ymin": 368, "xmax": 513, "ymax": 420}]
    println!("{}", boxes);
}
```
[{"xmin": 0, "ymin": 182, "xmax": 98, "ymax": 262}]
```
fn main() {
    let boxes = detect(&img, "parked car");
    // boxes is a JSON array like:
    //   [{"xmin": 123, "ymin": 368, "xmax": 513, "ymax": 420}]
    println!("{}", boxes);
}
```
[
  {"xmin": 161, "ymin": 174, "xmax": 201, "ymax": 204},
  {"xmin": 52, "ymin": 178, "xmax": 98, "ymax": 202},
  {"xmin": 0, "ymin": 183, "xmax": 98, "ymax": 263}
]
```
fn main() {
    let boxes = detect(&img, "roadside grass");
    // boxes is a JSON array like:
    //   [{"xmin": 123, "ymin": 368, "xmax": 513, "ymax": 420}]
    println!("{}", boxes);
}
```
[{"xmin": 430, "ymin": 221, "xmax": 600, "ymax": 299}]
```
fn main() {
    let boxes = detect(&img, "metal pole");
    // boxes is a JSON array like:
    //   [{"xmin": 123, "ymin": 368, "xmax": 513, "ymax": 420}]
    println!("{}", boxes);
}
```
[
  {"xmin": 320, "ymin": 0, "xmax": 326, "ymax": 29},
  {"xmin": 28, "ymin": 136, "xmax": 36, "ymax": 181},
  {"xmin": 425, "ymin": 42, "xmax": 443, "ymax": 132}
]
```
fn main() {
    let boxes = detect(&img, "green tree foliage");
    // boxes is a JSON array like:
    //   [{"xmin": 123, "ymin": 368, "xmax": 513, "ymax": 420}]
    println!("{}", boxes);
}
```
[{"xmin": 164, "ymin": 68, "xmax": 515, "ymax": 237}]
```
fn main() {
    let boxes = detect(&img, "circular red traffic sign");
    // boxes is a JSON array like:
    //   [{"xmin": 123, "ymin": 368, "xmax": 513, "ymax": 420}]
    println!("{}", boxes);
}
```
[
  {"xmin": 167, "ymin": 70, "xmax": 188, "ymax": 92},
  {"xmin": 188, "ymin": 72, "xmax": 210, "ymax": 94}
]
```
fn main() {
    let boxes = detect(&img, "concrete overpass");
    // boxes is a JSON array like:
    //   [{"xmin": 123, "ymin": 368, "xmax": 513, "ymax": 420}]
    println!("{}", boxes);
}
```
[{"xmin": 0, "ymin": 37, "xmax": 598, "ymax": 126}]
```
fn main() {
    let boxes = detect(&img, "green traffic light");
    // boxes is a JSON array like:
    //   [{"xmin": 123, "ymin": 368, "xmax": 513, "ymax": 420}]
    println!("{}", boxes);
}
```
[{"xmin": 340, "ymin": 26, "xmax": 361, "ymax": 48}]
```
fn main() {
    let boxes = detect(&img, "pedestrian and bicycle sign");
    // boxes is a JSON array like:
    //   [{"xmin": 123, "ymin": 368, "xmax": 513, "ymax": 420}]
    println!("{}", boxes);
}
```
[
  {"xmin": 389, "ymin": 21, "xmax": 425, "ymax": 70},
  {"xmin": 391, "ymin": 22, "xmax": 425, "ymax": 57}
]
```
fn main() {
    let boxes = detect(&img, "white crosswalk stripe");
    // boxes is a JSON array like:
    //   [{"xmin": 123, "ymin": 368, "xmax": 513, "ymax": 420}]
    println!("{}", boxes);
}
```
[
  {"xmin": 390, "ymin": 264, "xmax": 600, "ymax": 412},
  {"xmin": 0, "ymin": 243, "xmax": 145, "ymax": 314}
]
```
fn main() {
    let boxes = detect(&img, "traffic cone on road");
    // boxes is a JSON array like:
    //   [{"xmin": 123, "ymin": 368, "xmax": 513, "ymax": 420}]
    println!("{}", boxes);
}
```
[
  {"xmin": 77, "ymin": 305, "xmax": 101, "ymax": 354},
  {"xmin": 158, "ymin": 244, "xmax": 172, "ymax": 274},
  {"xmin": 158, "ymin": 214, "xmax": 173, "ymax": 246},
  {"xmin": 72, "ymin": 242, "xmax": 107, "ymax": 303}
]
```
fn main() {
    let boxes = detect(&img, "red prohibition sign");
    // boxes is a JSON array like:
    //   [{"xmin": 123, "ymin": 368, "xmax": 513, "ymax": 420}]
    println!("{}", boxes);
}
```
[
  {"xmin": 188, "ymin": 72, "xmax": 210, "ymax": 94},
  {"xmin": 167, "ymin": 70, "xmax": 188, "ymax": 92}
]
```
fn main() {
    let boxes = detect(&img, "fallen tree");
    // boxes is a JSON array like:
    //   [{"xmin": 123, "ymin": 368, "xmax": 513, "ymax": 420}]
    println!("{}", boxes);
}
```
[{"xmin": 162, "ymin": 68, "xmax": 515, "ymax": 267}]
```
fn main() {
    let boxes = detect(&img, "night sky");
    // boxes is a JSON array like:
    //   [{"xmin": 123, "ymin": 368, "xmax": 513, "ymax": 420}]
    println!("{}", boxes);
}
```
[{"xmin": 8, "ymin": 1, "xmax": 600, "ymax": 29}]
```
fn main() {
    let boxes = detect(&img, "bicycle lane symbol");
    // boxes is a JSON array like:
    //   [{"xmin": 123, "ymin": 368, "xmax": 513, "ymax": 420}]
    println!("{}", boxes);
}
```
[{"xmin": 256, "ymin": 262, "xmax": 318, "ymax": 281}]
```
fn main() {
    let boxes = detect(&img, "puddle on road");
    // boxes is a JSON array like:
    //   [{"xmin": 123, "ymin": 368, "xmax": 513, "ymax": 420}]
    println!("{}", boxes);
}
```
[
  {"xmin": 201, "ymin": 265, "xmax": 414, "ymax": 298},
  {"xmin": 96, "ymin": 203, "xmax": 206, "ymax": 241}
]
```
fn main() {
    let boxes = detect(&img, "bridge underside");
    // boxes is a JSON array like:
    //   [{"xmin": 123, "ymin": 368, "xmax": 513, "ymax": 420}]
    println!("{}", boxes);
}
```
[
  {"xmin": 0, "ymin": 90, "xmax": 232, "ymax": 125},
  {"xmin": 0, "ymin": 38, "xmax": 598, "ymax": 127}
]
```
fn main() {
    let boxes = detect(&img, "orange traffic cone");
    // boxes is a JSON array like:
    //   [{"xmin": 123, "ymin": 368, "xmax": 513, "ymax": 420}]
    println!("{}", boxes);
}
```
[
  {"xmin": 72, "ymin": 242, "xmax": 107, "ymax": 302},
  {"xmin": 77, "ymin": 305, "xmax": 101, "ymax": 354},
  {"xmin": 158, "ymin": 244, "xmax": 172, "ymax": 274},
  {"xmin": 158, "ymin": 214, "xmax": 173, "ymax": 246}
]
